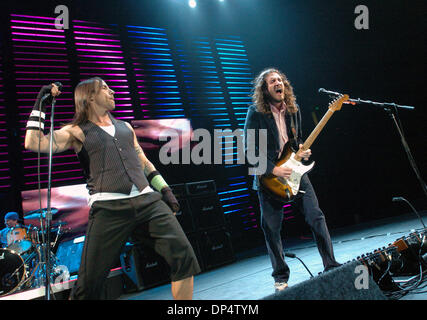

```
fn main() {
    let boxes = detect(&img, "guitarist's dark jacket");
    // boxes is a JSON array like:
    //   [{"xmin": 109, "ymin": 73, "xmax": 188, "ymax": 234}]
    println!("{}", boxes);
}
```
[{"xmin": 244, "ymin": 104, "xmax": 303, "ymax": 191}]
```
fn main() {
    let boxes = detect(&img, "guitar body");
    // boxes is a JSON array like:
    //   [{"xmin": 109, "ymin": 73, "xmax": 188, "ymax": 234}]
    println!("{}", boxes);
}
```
[
  {"xmin": 259, "ymin": 94, "xmax": 349, "ymax": 203},
  {"xmin": 260, "ymin": 143, "xmax": 315, "ymax": 203}
]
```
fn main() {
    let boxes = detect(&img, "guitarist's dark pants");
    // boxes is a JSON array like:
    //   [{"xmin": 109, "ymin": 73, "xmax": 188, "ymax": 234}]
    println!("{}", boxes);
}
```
[{"xmin": 258, "ymin": 174, "xmax": 340, "ymax": 283}]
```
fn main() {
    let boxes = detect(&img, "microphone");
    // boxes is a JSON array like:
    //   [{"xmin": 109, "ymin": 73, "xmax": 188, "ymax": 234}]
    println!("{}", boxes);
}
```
[
  {"xmin": 318, "ymin": 88, "xmax": 357, "ymax": 105},
  {"xmin": 392, "ymin": 196, "xmax": 426, "ymax": 229},
  {"xmin": 41, "ymin": 82, "xmax": 63, "ymax": 101},
  {"xmin": 318, "ymin": 88, "xmax": 340, "ymax": 96},
  {"xmin": 53, "ymin": 81, "xmax": 63, "ymax": 91}
]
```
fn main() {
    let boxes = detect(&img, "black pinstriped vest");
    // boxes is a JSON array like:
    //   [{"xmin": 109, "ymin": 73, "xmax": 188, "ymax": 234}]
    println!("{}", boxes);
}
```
[{"xmin": 77, "ymin": 117, "xmax": 149, "ymax": 195}]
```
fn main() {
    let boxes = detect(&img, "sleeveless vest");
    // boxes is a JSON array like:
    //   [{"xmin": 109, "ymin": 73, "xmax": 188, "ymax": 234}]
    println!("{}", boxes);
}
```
[{"xmin": 77, "ymin": 117, "xmax": 149, "ymax": 195}]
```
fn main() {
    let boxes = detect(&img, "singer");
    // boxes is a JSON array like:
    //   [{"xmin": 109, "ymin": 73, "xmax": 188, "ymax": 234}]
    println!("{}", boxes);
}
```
[
  {"xmin": 24, "ymin": 78, "xmax": 201, "ymax": 300},
  {"xmin": 244, "ymin": 68, "xmax": 341, "ymax": 292}
]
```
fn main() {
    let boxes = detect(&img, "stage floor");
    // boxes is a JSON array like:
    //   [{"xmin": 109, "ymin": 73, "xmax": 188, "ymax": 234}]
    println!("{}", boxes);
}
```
[{"xmin": 119, "ymin": 211, "xmax": 427, "ymax": 301}]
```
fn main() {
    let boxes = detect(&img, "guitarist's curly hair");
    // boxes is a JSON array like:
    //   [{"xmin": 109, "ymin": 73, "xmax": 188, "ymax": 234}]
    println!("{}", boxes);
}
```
[{"xmin": 251, "ymin": 68, "xmax": 298, "ymax": 114}]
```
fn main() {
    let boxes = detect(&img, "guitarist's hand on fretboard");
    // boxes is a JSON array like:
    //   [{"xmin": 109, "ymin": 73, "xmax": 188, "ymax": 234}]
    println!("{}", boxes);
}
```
[{"xmin": 296, "ymin": 144, "xmax": 312, "ymax": 161}]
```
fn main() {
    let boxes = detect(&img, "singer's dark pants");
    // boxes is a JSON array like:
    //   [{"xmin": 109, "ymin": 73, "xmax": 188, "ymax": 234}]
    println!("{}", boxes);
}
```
[
  {"xmin": 258, "ymin": 175, "xmax": 339, "ymax": 283},
  {"xmin": 70, "ymin": 191, "xmax": 201, "ymax": 300}
]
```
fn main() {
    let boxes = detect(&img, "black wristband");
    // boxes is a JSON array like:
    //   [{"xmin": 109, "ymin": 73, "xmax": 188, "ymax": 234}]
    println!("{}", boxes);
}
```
[
  {"xmin": 26, "ymin": 85, "xmax": 53, "ymax": 131},
  {"xmin": 161, "ymin": 187, "xmax": 180, "ymax": 213},
  {"xmin": 147, "ymin": 170, "xmax": 160, "ymax": 182}
]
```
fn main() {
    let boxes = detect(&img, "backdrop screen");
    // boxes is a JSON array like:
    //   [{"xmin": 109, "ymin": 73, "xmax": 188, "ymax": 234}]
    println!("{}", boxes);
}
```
[
  {"xmin": 132, "ymin": 118, "xmax": 193, "ymax": 153},
  {"xmin": 21, "ymin": 184, "xmax": 90, "ymax": 240}
]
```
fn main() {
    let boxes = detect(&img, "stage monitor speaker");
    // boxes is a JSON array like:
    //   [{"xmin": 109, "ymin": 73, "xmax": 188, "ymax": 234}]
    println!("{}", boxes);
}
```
[
  {"xmin": 100, "ymin": 269, "xmax": 125, "ymax": 300},
  {"xmin": 199, "ymin": 228, "xmax": 235, "ymax": 270},
  {"xmin": 56, "ymin": 238, "xmax": 85, "ymax": 275},
  {"xmin": 262, "ymin": 260, "xmax": 387, "ymax": 300},
  {"xmin": 190, "ymin": 195, "xmax": 225, "ymax": 230},
  {"xmin": 56, "ymin": 236, "xmax": 122, "ymax": 273},
  {"xmin": 120, "ymin": 242, "xmax": 170, "ymax": 293}
]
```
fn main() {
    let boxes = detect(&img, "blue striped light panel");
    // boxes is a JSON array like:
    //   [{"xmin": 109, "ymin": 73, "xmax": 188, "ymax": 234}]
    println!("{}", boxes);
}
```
[
  {"xmin": 126, "ymin": 25, "xmax": 184, "ymax": 119},
  {"xmin": 169, "ymin": 35, "xmax": 258, "ymax": 231}
]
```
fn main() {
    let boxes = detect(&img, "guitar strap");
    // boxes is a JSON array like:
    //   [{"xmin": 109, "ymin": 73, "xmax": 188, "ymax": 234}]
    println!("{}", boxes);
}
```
[{"xmin": 290, "ymin": 113, "xmax": 297, "ymax": 140}]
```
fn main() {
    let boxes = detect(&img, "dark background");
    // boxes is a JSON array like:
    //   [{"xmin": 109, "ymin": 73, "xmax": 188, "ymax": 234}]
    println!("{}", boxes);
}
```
[{"xmin": 0, "ymin": 0, "xmax": 425, "ymax": 250}]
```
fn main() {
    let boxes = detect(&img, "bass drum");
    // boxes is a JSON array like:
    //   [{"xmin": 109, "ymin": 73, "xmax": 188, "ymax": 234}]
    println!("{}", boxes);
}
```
[{"xmin": 0, "ymin": 249, "xmax": 26, "ymax": 296}]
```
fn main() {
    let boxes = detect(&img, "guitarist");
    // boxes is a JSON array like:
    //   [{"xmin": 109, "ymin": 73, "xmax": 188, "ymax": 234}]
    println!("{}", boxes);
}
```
[{"xmin": 244, "ymin": 68, "xmax": 341, "ymax": 292}]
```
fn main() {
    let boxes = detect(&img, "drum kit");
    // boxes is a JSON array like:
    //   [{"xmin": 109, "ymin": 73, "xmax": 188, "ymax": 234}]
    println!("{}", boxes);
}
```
[{"xmin": 0, "ymin": 208, "xmax": 69, "ymax": 297}]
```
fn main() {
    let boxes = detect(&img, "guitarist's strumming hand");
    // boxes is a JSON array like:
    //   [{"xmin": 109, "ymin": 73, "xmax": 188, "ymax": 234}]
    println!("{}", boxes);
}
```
[{"xmin": 272, "ymin": 166, "xmax": 293, "ymax": 179}]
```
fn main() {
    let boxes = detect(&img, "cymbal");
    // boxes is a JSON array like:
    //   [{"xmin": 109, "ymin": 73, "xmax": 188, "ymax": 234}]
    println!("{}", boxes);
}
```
[
  {"xmin": 52, "ymin": 221, "xmax": 67, "ymax": 227},
  {"xmin": 24, "ymin": 207, "xmax": 59, "ymax": 220}
]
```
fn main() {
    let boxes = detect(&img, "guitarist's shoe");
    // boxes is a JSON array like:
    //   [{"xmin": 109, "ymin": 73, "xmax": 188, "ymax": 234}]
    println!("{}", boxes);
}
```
[
  {"xmin": 274, "ymin": 282, "xmax": 289, "ymax": 293},
  {"xmin": 323, "ymin": 263, "xmax": 342, "ymax": 273}
]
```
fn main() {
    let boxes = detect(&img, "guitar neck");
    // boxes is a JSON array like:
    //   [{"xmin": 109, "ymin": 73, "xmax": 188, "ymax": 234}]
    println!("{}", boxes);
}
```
[{"xmin": 296, "ymin": 109, "xmax": 335, "ymax": 160}]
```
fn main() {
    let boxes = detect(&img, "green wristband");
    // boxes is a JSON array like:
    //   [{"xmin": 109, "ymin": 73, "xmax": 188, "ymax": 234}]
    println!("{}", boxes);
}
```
[{"xmin": 150, "ymin": 173, "xmax": 168, "ymax": 192}]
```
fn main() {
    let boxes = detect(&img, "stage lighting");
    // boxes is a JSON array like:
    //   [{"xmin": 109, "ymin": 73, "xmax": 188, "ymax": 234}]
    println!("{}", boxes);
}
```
[{"xmin": 189, "ymin": 0, "xmax": 197, "ymax": 8}]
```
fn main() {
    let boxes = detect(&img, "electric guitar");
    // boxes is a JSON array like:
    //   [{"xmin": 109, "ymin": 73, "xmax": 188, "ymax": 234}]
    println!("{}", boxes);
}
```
[{"xmin": 259, "ymin": 94, "xmax": 349, "ymax": 202}]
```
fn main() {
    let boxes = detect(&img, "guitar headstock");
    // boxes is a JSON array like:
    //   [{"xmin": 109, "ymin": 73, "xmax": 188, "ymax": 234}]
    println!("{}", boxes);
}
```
[{"xmin": 328, "ymin": 94, "xmax": 349, "ymax": 112}]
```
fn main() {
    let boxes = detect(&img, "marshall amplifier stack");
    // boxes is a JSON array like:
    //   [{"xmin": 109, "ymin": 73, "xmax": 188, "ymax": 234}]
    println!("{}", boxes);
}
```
[
  {"xmin": 173, "ymin": 180, "xmax": 235, "ymax": 271},
  {"xmin": 120, "ymin": 180, "xmax": 235, "ymax": 292}
]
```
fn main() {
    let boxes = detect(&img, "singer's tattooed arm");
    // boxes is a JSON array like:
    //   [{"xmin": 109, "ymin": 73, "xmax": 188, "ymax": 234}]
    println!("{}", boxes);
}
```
[{"xmin": 126, "ymin": 122, "xmax": 157, "ymax": 176}]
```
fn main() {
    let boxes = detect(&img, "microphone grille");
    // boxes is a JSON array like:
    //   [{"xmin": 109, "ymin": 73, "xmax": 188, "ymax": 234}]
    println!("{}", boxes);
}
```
[{"xmin": 54, "ymin": 81, "xmax": 63, "ymax": 91}]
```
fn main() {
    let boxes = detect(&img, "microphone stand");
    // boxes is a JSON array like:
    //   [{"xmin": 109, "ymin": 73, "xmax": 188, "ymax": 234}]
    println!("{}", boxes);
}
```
[
  {"xmin": 43, "ymin": 95, "xmax": 57, "ymax": 300},
  {"xmin": 319, "ymin": 89, "xmax": 427, "ymax": 199},
  {"xmin": 383, "ymin": 105, "xmax": 427, "ymax": 200}
]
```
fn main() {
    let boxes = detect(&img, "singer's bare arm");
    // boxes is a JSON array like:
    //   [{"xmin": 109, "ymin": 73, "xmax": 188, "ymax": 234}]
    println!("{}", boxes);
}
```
[
  {"xmin": 24, "ymin": 125, "xmax": 83, "ymax": 154},
  {"xmin": 125, "ymin": 122, "xmax": 157, "ymax": 176},
  {"xmin": 24, "ymin": 83, "xmax": 84, "ymax": 154}
]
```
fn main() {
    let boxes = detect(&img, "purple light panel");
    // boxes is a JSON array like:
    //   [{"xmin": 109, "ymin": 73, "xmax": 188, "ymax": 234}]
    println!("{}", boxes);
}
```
[
  {"xmin": 11, "ymin": 14, "xmax": 84, "ymax": 189},
  {"xmin": 0, "ymin": 51, "xmax": 11, "ymax": 189},
  {"xmin": 73, "ymin": 20, "xmax": 134, "ymax": 120}
]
